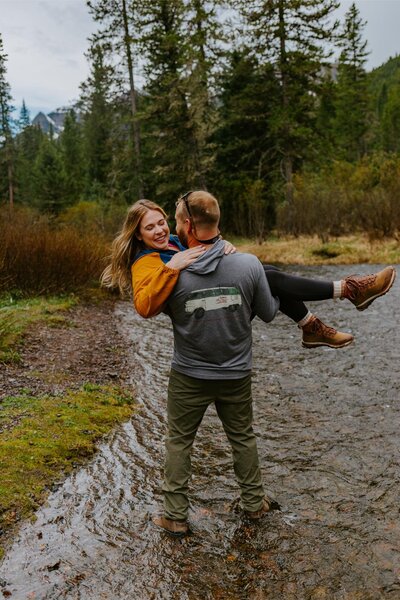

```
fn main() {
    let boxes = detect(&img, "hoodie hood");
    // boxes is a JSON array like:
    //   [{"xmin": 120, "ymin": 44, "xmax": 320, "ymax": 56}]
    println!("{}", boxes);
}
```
[{"xmin": 185, "ymin": 239, "xmax": 225, "ymax": 275}]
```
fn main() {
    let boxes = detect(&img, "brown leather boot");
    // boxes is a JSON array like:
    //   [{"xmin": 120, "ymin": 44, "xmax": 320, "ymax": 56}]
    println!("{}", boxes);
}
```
[
  {"xmin": 244, "ymin": 496, "xmax": 281, "ymax": 520},
  {"xmin": 302, "ymin": 316, "xmax": 353, "ymax": 349},
  {"xmin": 342, "ymin": 266, "xmax": 396, "ymax": 311},
  {"xmin": 152, "ymin": 515, "xmax": 189, "ymax": 537}
]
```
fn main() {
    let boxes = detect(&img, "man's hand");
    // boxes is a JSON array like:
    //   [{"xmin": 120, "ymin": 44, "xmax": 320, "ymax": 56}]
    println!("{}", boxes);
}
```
[{"xmin": 167, "ymin": 247, "xmax": 206, "ymax": 270}]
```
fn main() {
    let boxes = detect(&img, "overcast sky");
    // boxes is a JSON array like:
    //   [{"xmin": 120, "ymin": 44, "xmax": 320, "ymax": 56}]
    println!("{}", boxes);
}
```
[{"xmin": 1, "ymin": 0, "xmax": 400, "ymax": 119}]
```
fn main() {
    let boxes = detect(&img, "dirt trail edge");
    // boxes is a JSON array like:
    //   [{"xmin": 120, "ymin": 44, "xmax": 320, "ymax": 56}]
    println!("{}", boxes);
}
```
[{"xmin": 0, "ymin": 299, "xmax": 132, "ymax": 402}]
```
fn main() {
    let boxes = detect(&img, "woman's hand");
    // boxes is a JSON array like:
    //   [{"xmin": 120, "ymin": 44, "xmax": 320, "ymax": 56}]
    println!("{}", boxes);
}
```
[
  {"xmin": 223, "ymin": 240, "xmax": 237, "ymax": 254},
  {"xmin": 167, "ymin": 247, "xmax": 206, "ymax": 270}
]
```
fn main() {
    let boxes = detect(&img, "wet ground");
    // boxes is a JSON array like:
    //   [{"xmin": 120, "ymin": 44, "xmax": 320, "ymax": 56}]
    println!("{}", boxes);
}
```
[{"xmin": 0, "ymin": 265, "xmax": 399, "ymax": 600}]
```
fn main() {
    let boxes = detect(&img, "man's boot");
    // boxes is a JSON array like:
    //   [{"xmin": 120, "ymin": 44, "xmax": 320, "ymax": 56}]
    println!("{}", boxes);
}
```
[
  {"xmin": 152, "ymin": 515, "xmax": 189, "ymax": 537},
  {"xmin": 244, "ymin": 496, "xmax": 281, "ymax": 520},
  {"xmin": 342, "ymin": 266, "xmax": 396, "ymax": 311},
  {"xmin": 302, "ymin": 316, "xmax": 353, "ymax": 349}
]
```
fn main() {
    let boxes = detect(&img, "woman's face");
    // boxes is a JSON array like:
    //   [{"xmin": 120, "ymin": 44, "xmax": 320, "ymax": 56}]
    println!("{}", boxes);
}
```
[{"xmin": 137, "ymin": 209, "xmax": 170, "ymax": 250}]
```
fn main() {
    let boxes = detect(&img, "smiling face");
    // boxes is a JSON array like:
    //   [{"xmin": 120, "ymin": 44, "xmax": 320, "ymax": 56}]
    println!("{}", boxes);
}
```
[{"xmin": 136, "ymin": 209, "xmax": 170, "ymax": 250}]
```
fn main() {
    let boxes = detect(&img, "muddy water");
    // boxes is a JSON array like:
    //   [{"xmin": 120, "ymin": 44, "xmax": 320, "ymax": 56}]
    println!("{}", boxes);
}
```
[{"xmin": 1, "ymin": 265, "xmax": 399, "ymax": 600}]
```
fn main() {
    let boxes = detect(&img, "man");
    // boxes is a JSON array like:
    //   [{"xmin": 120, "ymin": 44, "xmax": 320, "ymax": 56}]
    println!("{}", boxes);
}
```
[{"xmin": 152, "ymin": 190, "xmax": 281, "ymax": 536}]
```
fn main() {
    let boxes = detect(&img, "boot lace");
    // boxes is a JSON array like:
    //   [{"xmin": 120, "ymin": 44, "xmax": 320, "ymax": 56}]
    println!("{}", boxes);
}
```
[
  {"xmin": 344, "ymin": 273, "xmax": 376, "ymax": 301},
  {"xmin": 311, "ymin": 318, "xmax": 336, "ymax": 336}
]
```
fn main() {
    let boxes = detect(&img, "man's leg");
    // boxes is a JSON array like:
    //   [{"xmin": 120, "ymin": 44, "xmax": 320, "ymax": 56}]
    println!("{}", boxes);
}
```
[
  {"xmin": 214, "ymin": 376, "xmax": 266, "ymax": 512},
  {"xmin": 162, "ymin": 369, "xmax": 212, "ymax": 522}
]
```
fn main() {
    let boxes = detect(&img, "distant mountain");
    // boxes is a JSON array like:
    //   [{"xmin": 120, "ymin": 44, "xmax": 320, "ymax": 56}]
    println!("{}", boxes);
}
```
[{"xmin": 32, "ymin": 106, "xmax": 81, "ymax": 135}]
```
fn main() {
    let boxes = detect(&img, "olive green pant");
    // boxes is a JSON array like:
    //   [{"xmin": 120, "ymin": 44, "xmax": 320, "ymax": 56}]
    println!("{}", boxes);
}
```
[{"xmin": 162, "ymin": 369, "xmax": 265, "ymax": 521}]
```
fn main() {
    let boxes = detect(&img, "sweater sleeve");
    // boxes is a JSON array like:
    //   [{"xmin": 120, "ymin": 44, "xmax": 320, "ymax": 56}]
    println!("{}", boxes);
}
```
[
  {"xmin": 131, "ymin": 253, "xmax": 180, "ymax": 318},
  {"xmin": 251, "ymin": 259, "xmax": 280, "ymax": 323}
]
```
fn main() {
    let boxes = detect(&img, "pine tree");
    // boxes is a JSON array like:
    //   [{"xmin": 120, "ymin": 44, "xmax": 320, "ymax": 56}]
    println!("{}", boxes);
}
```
[
  {"xmin": 31, "ymin": 136, "xmax": 65, "ymax": 213},
  {"xmin": 212, "ymin": 49, "xmax": 281, "ymax": 235},
  {"xmin": 381, "ymin": 83, "xmax": 400, "ymax": 153},
  {"xmin": 87, "ymin": 0, "xmax": 144, "ymax": 196},
  {"xmin": 377, "ymin": 82, "xmax": 388, "ymax": 121},
  {"xmin": 137, "ymin": 0, "xmax": 226, "ymax": 207},
  {"xmin": 18, "ymin": 100, "xmax": 30, "ymax": 131},
  {"xmin": 315, "ymin": 75, "xmax": 337, "ymax": 163},
  {"xmin": 14, "ymin": 124, "xmax": 44, "ymax": 204},
  {"xmin": 138, "ymin": 0, "xmax": 194, "ymax": 208},
  {"xmin": 334, "ymin": 2, "xmax": 369, "ymax": 161},
  {"xmin": 80, "ymin": 40, "xmax": 115, "ymax": 196},
  {"xmin": 0, "ymin": 34, "xmax": 15, "ymax": 208},
  {"xmin": 183, "ymin": 0, "xmax": 227, "ymax": 189},
  {"xmin": 237, "ymin": 0, "xmax": 339, "ymax": 221},
  {"xmin": 59, "ymin": 110, "xmax": 85, "ymax": 204}
]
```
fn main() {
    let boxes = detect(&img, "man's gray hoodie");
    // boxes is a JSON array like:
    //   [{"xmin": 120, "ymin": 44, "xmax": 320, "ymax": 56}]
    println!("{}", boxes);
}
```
[{"xmin": 165, "ymin": 239, "xmax": 279, "ymax": 380}]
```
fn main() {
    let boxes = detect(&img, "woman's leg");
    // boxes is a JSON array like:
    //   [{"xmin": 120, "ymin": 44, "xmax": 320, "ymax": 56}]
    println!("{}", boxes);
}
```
[
  {"xmin": 264, "ymin": 264, "xmax": 396, "ymax": 318},
  {"xmin": 263, "ymin": 264, "xmax": 396, "ymax": 348},
  {"xmin": 263, "ymin": 265, "xmax": 333, "ymax": 322},
  {"xmin": 263, "ymin": 265, "xmax": 353, "ymax": 349}
]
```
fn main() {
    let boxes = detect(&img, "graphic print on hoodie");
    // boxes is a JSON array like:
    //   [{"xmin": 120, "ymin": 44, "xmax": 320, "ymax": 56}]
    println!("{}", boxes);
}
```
[{"xmin": 184, "ymin": 286, "xmax": 242, "ymax": 319}]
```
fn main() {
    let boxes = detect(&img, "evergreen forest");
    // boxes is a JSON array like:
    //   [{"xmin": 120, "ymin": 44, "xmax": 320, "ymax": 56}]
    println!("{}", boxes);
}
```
[{"xmin": 1, "ymin": 0, "xmax": 400, "ymax": 241}]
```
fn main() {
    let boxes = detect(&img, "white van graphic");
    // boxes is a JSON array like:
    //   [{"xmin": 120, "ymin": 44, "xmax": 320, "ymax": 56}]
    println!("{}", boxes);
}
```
[{"xmin": 185, "ymin": 287, "xmax": 242, "ymax": 319}]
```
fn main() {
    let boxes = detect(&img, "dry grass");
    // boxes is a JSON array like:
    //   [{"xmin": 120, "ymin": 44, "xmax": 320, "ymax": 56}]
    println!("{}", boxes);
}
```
[{"xmin": 237, "ymin": 234, "xmax": 400, "ymax": 265}]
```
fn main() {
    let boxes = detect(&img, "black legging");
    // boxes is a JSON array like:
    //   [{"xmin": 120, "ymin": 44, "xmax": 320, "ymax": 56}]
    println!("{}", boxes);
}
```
[{"xmin": 264, "ymin": 265, "xmax": 334, "ymax": 323}]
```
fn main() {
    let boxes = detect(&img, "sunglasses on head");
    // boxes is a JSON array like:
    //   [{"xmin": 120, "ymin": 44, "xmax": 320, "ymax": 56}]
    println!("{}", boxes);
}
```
[{"xmin": 176, "ymin": 191, "xmax": 194, "ymax": 219}]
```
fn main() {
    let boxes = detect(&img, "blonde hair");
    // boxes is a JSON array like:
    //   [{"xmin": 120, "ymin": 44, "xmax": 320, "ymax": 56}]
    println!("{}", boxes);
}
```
[
  {"xmin": 101, "ymin": 199, "xmax": 167, "ymax": 296},
  {"xmin": 177, "ymin": 191, "xmax": 220, "ymax": 228}
]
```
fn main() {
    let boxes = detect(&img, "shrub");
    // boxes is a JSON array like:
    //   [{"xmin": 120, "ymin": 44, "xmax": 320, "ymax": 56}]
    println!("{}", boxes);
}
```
[
  {"xmin": 58, "ymin": 200, "xmax": 128, "ymax": 237},
  {"xmin": 0, "ymin": 206, "xmax": 109, "ymax": 295},
  {"xmin": 276, "ymin": 167, "xmax": 353, "ymax": 240},
  {"xmin": 58, "ymin": 201, "xmax": 104, "ymax": 233},
  {"xmin": 276, "ymin": 154, "xmax": 400, "ymax": 240}
]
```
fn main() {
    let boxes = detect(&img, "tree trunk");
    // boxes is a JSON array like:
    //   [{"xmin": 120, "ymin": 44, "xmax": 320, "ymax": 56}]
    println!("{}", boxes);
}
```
[
  {"xmin": 121, "ymin": 0, "xmax": 143, "ymax": 197},
  {"xmin": 189, "ymin": 0, "xmax": 210, "ymax": 190},
  {"xmin": 283, "ymin": 155, "xmax": 293, "ymax": 201},
  {"xmin": 7, "ymin": 160, "xmax": 13, "ymax": 209},
  {"xmin": 278, "ymin": 0, "xmax": 295, "ymax": 232}
]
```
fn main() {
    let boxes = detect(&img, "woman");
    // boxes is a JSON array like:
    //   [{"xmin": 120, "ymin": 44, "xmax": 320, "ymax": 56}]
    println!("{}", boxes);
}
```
[{"xmin": 101, "ymin": 195, "xmax": 396, "ymax": 348}]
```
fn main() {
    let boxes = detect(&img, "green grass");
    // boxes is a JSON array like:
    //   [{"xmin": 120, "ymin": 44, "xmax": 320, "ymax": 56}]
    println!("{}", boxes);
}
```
[
  {"xmin": 0, "ymin": 295, "xmax": 78, "ymax": 363},
  {"xmin": 0, "ymin": 384, "xmax": 136, "ymax": 556}
]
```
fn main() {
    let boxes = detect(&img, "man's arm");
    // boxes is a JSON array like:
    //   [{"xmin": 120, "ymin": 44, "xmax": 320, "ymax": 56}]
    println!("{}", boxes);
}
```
[{"xmin": 251, "ymin": 260, "xmax": 280, "ymax": 323}]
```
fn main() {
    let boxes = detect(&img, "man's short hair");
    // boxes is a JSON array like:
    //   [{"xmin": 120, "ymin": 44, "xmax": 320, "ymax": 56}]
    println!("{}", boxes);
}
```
[{"xmin": 178, "ymin": 191, "xmax": 220, "ymax": 227}]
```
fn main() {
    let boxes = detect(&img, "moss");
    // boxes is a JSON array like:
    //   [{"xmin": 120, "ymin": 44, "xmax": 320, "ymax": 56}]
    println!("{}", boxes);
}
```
[{"xmin": 0, "ymin": 385, "xmax": 135, "ymax": 552}]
